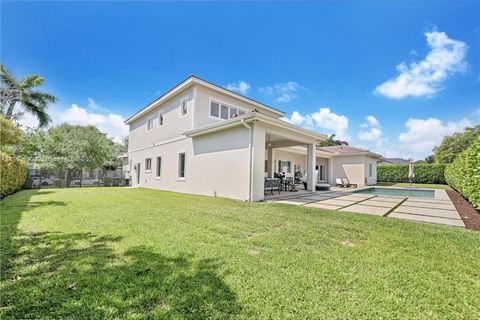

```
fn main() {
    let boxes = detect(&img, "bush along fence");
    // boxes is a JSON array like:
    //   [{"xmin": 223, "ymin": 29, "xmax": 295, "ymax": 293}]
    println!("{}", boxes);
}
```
[
  {"xmin": 445, "ymin": 135, "xmax": 480, "ymax": 209},
  {"xmin": 0, "ymin": 151, "xmax": 27, "ymax": 198},
  {"xmin": 377, "ymin": 163, "xmax": 447, "ymax": 184}
]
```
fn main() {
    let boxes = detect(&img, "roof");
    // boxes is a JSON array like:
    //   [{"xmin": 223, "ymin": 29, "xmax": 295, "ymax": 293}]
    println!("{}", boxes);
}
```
[
  {"xmin": 184, "ymin": 111, "xmax": 327, "ymax": 141},
  {"xmin": 318, "ymin": 145, "xmax": 382, "ymax": 158},
  {"xmin": 124, "ymin": 75, "xmax": 285, "ymax": 124},
  {"xmin": 379, "ymin": 157, "xmax": 410, "ymax": 165}
]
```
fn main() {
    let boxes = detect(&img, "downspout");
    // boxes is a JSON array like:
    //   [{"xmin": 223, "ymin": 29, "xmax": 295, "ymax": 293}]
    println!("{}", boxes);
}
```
[{"xmin": 241, "ymin": 119, "xmax": 253, "ymax": 201}]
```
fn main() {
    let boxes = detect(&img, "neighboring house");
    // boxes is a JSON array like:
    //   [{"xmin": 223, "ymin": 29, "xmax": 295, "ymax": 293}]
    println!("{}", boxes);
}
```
[
  {"xmin": 125, "ymin": 75, "xmax": 381, "ymax": 201},
  {"xmin": 379, "ymin": 157, "xmax": 410, "ymax": 165}
]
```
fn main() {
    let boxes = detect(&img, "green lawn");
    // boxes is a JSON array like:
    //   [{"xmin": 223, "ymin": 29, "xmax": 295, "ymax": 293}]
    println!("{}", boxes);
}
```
[
  {"xmin": 376, "ymin": 182, "xmax": 452, "ymax": 189},
  {"xmin": 1, "ymin": 188, "xmax": 479, "ymax": 319}
]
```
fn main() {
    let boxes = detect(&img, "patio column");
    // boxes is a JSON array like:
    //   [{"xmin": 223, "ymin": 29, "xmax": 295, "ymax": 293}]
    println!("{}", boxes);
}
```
[
  {"xmin": 251, "ymin": 123, "xmax": 266, "ymax": 201},
  {"xmin": 267, "ymin": 146, "xmax": 274, "ymax": 177},
  {"xmin": 306, "ymin": 143, "xmax": 316, "ymax": 191},
  {"xmin": 327, "ymin": 158, "xmax": 333, "ymax": 185}
]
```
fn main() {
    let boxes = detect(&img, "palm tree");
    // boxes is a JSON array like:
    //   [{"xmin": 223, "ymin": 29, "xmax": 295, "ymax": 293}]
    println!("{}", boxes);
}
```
[
  {"xmin": 317, "ymin": 134, "xmax": 349, "ymax": 147},
  {"xmin": 0, "ymin": 64, "xmax": 57, "ymax": 127}
]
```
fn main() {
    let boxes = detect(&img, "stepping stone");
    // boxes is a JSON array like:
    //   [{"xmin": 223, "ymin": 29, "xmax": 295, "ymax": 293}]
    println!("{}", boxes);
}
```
[
  {"xmin": 389, "ymin": 212, "xmax": 465, "ymax": 227},
  {"xmin": 360, "ymin": 200, "xmax": 398, "ymax": 208},
  {"xmin": 305, "ymin": 203, "xmax": 341, "ymax": 210},
  {"xmin": 317, "ymin": 199, "xmax": 356, "ymax": 206},
  {"xmin": 340, "ymin": 204, "xmax": 390, "ymax": 216},
  {"xmin": 393, "ymin": 206, "xmax": 460, "ymax": 220},
  {"xmin": 402, "ymin": 201, "xmax": 455, "ymax": 211}
]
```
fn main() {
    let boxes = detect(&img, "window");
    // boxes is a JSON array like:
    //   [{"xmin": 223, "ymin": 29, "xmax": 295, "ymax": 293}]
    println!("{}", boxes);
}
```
[
  {"xmin": 369, "ymin": 163, "xmax": 373, "ymax": 177},
  {"xmin": 229, "ymin": 107, "xmax": 238, "ymax": 118},
  {"xmin": 210, "ymin": 102, "xmax": 220, "ymax": 117},
  {"xmin": 159, "ymin": 113, "xmax": 164, "ymax": 126},
  {"xmin": 220, "ymin": 105, "xmax": 229, "ymax": 119},
  {"xmin": 277, "ymin": 160, "xmax": 291, "ymax": 173},
  {"xmin": 318, "ymin": 165, "xmax": 326, "ymax": 181},
  {"xmin": 294, "ymin": 164, "xmax": 301, "ymax": 173},
  {"xmin": 145, "ymin": 158, "xmax": 152, "ymax": 172},
  {"xmin": 147, "ymin": 118, "xmax": 154, "ymax": 131},
  {"xmin": 181, "ymin": 99, "xmax": 188, "ymax": 117},
  {"xmin": 178, "ymin": 152, "xmax": 186, "ymax": 179},
  {"xmin": 210, "ymin": 100, "xmax": 246, "ymax": 120},
  {"xmin": 156, "ymin": 156, "xmax": 162, "ymax": 177}
]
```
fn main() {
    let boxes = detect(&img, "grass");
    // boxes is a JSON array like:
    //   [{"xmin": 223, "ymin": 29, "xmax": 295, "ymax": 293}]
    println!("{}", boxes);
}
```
[
  {"xmin": 376, "ymin": 182, "xmax": 452, "ymax": 189},
  {"xmin": 1, "ymin": 188, "xmax": 479, "ymax": 319}
]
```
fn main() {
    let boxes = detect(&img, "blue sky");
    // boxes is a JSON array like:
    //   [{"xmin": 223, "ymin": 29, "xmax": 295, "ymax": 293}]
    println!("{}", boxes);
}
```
[{"xmin": 2, "ymin": 1, "xmax": 479, "ymax": 159}]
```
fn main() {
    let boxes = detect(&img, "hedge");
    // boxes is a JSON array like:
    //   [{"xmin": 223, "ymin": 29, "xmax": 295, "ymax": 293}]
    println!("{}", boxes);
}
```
[
  {"xmin": 0, "ymin": 151, "xmax": 28, "ymax": 198},
  {"xmin": 445, "ymin": 135, "xmax": 480, "ymax": 209},
  {"xmin": 377, "ymin": 163, "xmax": 447, "ymax": 184}
]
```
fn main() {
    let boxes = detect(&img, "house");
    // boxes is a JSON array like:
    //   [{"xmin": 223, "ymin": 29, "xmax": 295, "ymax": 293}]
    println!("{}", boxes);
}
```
[
  {"xmin": 379, "ymin": 157, "xmax": 410, "ymax": 165},
  {"xmin": 125, "ymin": 75, "xmax": 381, "ymax": 201}
]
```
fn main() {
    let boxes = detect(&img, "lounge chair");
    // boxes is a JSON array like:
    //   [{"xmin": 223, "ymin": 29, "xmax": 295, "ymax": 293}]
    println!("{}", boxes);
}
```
[
  {"xmin": 335, "ymin": 178, "xmax": 347, "ymax": 188},
  {"xmin": 342, "ymin": 177, "xmax": 357, "ymax": 188}
]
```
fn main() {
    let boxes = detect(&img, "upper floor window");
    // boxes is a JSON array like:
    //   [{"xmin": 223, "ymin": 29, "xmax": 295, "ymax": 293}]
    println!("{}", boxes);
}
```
[
  {"xmin": 210, "ymin": 100, "xmax": 246, "ymax": 120},
  {"xmin": 147, "ymin": 118, "xmax": 154, "ymax": 131},
  {"xmin": 159, "ymin": 113, "xmax": 164, "ymax": 126},
  {"xmin": 145, "ymin": 158, "xmax": 152, "ymax": 172},
  {"xmin": 181, "ymin": 99, "xmax": 188, "ymax": 117}
]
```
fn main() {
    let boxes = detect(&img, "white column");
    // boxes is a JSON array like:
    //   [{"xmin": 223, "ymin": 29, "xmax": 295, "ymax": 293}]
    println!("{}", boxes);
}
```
[
  {"xmin": 306, "ymin": 143, "xmax": 316, "ymax": 191},
  {"xmin": 251, "ymin": 123, "xmax": 266, "ymax": 201},
  {"xmin": 327, "ymin": 158, "xmax": 333, "ymax": 185},
  {"xmin": 267, "ymin": 146, "xmax": 273, "ymax": 177}
]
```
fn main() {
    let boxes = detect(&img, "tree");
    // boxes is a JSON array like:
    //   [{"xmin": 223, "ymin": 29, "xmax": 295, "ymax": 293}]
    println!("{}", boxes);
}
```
[
  {"xmin": 0, "ymin": 64, "xmax": 57, "ymax": 127},
  {"xmin": 0, "ymin": 116, "xmax": 22, "ymax": 149},
  {"xmin": 433, "ymin": 125, "xmax": 480, "ymax": 164},
  {"xmin": 317, "ymin": 134, "xmax": 349, "ymax": 147},
  {"xmin": 33, "ymin": 124, "xmax": 117, "ymax": 187}
]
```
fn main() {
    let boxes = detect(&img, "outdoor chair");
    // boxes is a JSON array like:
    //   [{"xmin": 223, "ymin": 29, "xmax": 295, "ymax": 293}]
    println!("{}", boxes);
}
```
[
  {"xmin": 342, "ymin": 177, "xmax": 357, "ymax": 188},
  {"xmin": 264, "ymin": 178, "xmax": 281, "ymax": 195},
  {"xmin": 285, "ymin": 177, "xmax": 297, "ymax": 192},
  {"xmin": 335, "ymin": 178, "xmax": 347, "ymax": 188}
]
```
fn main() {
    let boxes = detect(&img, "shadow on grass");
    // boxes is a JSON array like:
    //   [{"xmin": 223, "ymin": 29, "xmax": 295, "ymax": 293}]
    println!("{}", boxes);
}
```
[{"xmin": 1, "ymin": 190, "xmax": 240, "ymax": 319}]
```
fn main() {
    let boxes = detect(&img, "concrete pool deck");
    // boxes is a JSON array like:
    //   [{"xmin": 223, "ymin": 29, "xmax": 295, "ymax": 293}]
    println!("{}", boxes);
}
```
[{"xmin": 268, "ymin": 187, "xmax": 464, "ymax": 228}]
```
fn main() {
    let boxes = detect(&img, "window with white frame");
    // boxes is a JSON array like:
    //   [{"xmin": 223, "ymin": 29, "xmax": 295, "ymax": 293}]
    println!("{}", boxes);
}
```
[
  {"xmin": 210, "ymin": 100, "xmax": 246, "ymax": 120},
  {"xmin": 159, "ymin": 113, "xmax": 164, "ymax": 126},
  {"xmin": 277, "ymin": 160, "xmax": 291, "ymax": 173},
  {"xmin": 145, "ymin": 158, "xmax": 152, "ymax": 172},
  {"xmin": 178, "ymin": 152, "xmax": 186, "ymax": 179},
  {"xmin": 147, "ymin": 118, "xmax": 154, "ymax": 131},
  {"xmin": 156, "ymin": 156, "xmax": 162, "ymax": 177},
  {"xmin": 181, "ymin": 99, "xmax": 188, "ymax": 117},
  {"xmin": 369, "ymin": 163, "xmax": 373, "ymax": 177}
]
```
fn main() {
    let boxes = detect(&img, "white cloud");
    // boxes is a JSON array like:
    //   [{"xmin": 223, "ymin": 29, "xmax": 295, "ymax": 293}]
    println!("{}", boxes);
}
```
[
  {"xmin": 88, "ymin": 98, "xmax": 111, "ymax": 112},
  {"xmin": 375, "ymin": 29, "xmax": 468, "ymax": 99},
  {"xmin": 398, "ymin": 117, "xmax": 472, "ymax": 153},
  {"xmin": 283, "ymin": 107, "xmax": 349, "ymax": 140},
  {"xmin": 55, "ymin": 104, "xmax": 128, "ymax": 143},
  {"xmin": 259, "ymin": 81, "xmax": 301, "ymax": 103},
  {"xmin": 225, "ymin": 81, "xmax": 250, "ymax": 95},
  {"xmin": 358, "ymin": 115, "xmax": 383, "ymax": 144},
  {"xmin": 358, "ymin": 127, "xmax": 382, "ymax": 141}
]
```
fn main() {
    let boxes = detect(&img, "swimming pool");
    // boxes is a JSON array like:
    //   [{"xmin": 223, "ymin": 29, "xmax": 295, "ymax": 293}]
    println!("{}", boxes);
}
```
[{"xmin": 353, "ymin": 187, "xmax": 435, "ymax": 198}]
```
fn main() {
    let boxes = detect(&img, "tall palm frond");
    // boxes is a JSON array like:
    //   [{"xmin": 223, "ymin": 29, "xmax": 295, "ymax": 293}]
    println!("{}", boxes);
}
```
[{"xmin": 0, "ymin": 64, "xmax": 56, "ymax": 127}]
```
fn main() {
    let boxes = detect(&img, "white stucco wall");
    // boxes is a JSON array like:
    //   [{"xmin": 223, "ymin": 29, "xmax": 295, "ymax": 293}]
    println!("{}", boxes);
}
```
[
  {"xmin": 128, "ymin": 87, "xmax": 194, "ymax": 151},
  {"xmin": 365, "ymin": 156, "xmax": 378, "ymax": 185},
  {"xmin": 129, "ymin": 125, "xmax": 251, "ymax": 201},
  {"xmin": 329, "ymin": 155, "xmax": 367, "ymax": 186}
]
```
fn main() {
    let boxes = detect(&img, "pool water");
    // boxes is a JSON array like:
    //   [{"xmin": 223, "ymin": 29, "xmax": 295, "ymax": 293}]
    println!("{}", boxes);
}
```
[{"xmin": 354, "ymin": 187, "xmax": 435, "ymax": 198}]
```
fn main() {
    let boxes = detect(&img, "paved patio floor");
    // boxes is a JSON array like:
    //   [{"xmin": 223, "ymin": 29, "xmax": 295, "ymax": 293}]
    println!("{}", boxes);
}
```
[{"xmin": 268, "ymin": 189, "xmax": 464, "ymax": 228}]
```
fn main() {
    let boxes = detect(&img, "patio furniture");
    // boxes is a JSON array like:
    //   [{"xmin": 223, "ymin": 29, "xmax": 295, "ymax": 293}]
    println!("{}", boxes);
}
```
[
  {"xmin": 342, "ymin": 177, "xmax": 357, "ymax": 188},
  {"xmin": 264, "ymin": 178, "xmax": 281, "ymax": 195},
  {"xmin": 316, "ymin": 183, "xmax": 331, "ymax": 191},
  {"xmin": 285, "ymin": 177, "xmax": 297, "ymax": 192},
  {"xmin": 335, "ymin": 178, "xmax": 347, "ymax": 188},
  {"xmin": 294, "ymin": 171, "xmax": 303, "ymax": 185}
]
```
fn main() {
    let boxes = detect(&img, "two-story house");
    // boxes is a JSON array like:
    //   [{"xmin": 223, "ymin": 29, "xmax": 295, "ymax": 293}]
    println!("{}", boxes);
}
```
[{"xmin": 125, "ymin": 75, "xmax": 381, "ymax": 201}]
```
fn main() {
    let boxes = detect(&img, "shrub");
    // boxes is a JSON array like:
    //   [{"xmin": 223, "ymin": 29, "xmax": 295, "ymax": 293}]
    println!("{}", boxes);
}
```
[
  {"xmin": 445, "ymin": 135, "xmax": 480, "ymax": 209},
  {"xmin": 377, "ymin": 164, "xmax": 447, "ymax": 184},
  {"xmin": 0, "ymin": 151, "xmax": 27, "ymax": 198}
]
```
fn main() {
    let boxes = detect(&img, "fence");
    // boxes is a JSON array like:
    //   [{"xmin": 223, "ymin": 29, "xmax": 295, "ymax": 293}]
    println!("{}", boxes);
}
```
[{"xmin": 24, "ymin": 168, "xmax": 131, "ymax": 189}]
